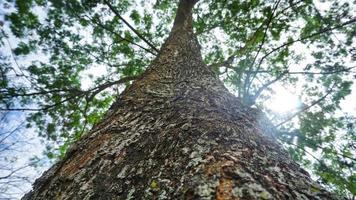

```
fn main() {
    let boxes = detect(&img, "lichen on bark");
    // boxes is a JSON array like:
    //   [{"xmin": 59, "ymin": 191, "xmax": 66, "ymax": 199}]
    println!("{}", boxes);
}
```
[{"xmin": 23, "ymin": 0, "xmax": 341, "ymax": 199}]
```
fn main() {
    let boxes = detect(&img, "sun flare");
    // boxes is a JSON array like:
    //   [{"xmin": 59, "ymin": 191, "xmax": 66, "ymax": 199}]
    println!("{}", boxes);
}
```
[{"xmin": 267, "ymin": 86, "xmax": 301, "ymax": 114}]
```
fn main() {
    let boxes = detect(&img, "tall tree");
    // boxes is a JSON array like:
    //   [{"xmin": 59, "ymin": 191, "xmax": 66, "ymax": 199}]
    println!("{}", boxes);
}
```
[
  {"xmin": 17, "ymin": 0, "xmax": 351, "ymax": 199},
  {"xmin": 0, "ymin": 0, "xmax": 355, "ymax": 198}
]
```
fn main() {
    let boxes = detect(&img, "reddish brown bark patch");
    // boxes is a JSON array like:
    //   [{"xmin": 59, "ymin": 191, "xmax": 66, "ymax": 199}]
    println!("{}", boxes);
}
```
[
  {"xmin": 205, "ymin": 160, "xmax": 239, "ymax": 200},
  {"xmin": 60, "ymin": 133, "xmax": 111, "ymax": 177},
  {"xmin": 216, "ymin": 178, "xmax": 234, "ymax": 200},
  {"xmin": 206, "ymin": 160, "xmax": 235, "ymax": 177}
]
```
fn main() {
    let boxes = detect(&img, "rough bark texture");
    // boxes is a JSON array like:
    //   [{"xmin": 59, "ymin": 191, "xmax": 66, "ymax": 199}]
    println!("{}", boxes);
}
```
[{"xmin": 23, "ymin": 0, "xmax": 339, "ymax": 199}]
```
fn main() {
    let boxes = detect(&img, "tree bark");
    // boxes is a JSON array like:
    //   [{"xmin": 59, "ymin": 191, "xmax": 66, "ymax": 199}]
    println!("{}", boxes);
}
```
[{"xmin": 23, "ymin": 0, "xmax": 339, "ymax": 199}]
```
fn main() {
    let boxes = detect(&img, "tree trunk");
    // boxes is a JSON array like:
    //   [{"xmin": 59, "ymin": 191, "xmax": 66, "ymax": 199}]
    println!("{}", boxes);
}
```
[{"xmin": 23, "ymin": 0, "xmax": 339, "ymax": 199}]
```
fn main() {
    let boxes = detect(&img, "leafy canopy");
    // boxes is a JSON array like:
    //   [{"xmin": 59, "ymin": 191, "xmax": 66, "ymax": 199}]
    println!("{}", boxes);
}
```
[{"xmin": 0, "ymin": 0, "xmax": 355, "ymax": 197}]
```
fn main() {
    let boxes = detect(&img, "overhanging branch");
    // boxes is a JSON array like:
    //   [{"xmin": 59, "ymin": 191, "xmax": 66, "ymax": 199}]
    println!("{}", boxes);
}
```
[
  {"xmin": 278, "ymin": 129, "xmax": 356, "ymax": 162},
  {"xmin": 0, "ymin": 75, "xmax": 140, "ymax": 112},
  {"xmin": 84, "ymin": 14, "xmax": 157, "ymax": 56},
  {"xmin": 103, "ymin": 0, "xmax": 159, "ymax": 53},
  {"xmin": 66, "ymin": 3, "xmax": 157, "ymax": 56}
]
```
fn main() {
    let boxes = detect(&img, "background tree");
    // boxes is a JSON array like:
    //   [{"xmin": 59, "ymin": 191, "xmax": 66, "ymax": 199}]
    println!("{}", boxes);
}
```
[
  {"xmin": 0, "ymin": 0, "xmax": 355, "ymax": 198},
  {"xmin": 0, "ymin": 111, "xmax": 45, "ymax": 199}
]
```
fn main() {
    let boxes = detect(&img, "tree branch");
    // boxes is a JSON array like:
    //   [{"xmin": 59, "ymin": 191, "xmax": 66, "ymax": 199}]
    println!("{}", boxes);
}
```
[
  {"xmin": 276, "ymin": 85, "xmax": 335, "ymax": 127},
  {"xmin": 277, "ymin": 137, "xmax": 323, "ymax": 163},
  {"xmin": 0, "ymin": 30, "xmax": 40, "ymax": 90},
  {"xmin": 0, "ymin": 122, "xmax": 25, "ymax": 144},
  {"xmin": 208, "ymin": 56, "xmax": 235, "ymax": 70},
  {"xmin": 85, "ymin": 75, "xmax": 141, "ymax": 101},
  {"xmin": 0, "ymin": 75, "xmax": 140, "ymax": 112},
  {"xmin": 247, "ymin": 71, "xmax": 288, "ymax": 106},
  {"xmin": 0, "ymin": 165, "xmax": 30, "ymax": 180},
  {"xmin": 250, "ymin": 66, "xmax": 356, "ymax": 75},
  {"xmin": 84, "ymin": 14, "xmax": 157, "ymax": 56},
  {"xmin": 66, "ymin": 2, "xmax": 157, "ymax": 56},
  {"xmin": 209, "ymin": 0, "xmax": 305, "ymax": 72},
  {"xmin": 2, "ymin": 88, "xmax": 82, "ymax": 98},
  {"xmin": 278, "ymin": 129, "xmax": 356, "ymax": 162},
  {"xmin": 245, "ymin": 0, "xmax": 282, "ymax": 96},
  {"xmin": 257, "ymin": 18, "xmax": 356, "ymax": 71},
  {"xmin": 103, "ymin": 0, "xmax": 159, "ymax": 53}
]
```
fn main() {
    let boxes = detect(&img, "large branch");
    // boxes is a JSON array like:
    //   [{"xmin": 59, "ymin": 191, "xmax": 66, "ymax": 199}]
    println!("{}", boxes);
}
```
[
  {"xmin": 103, "ymin": 0, "xmax": 159, "ymax": 53},
  {"xmin": 85, "ymin": 75, "xmax": 141, "ymax": 101}
]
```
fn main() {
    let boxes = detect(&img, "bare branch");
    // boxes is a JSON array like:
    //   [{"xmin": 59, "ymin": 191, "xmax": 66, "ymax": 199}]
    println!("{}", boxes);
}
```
[
  {"xmin": 0, "ymin": 122, "xmax": 25, "ymax": 144},
  {"xmin": 0, "ymin": 165, "xmax": 30, "ymax": 180}
]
